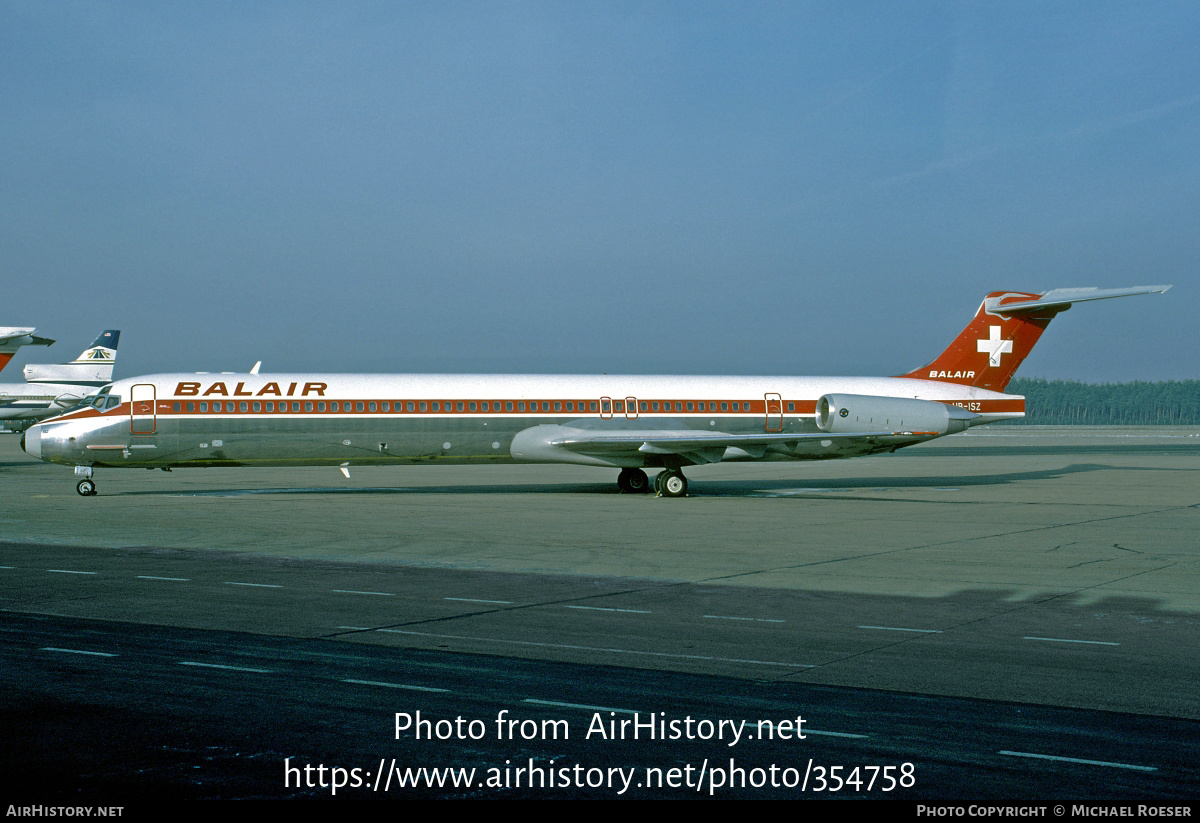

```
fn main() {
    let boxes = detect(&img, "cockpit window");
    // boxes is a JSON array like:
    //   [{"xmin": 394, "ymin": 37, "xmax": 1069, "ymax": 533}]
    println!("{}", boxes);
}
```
[{"xmin": 105, "ymin": 396, "xmax": 121, "ymax": 410}]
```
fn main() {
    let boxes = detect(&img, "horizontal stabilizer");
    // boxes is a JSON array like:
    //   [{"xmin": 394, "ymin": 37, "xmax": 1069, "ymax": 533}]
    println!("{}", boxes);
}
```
[{"xmin": 987, "ymin": 285, "xmax": 1172, "ymax": 315}]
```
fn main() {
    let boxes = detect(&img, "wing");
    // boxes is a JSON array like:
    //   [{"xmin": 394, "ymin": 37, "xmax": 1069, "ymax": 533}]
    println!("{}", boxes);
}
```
[{"xmin": 512, "ymin": 425, "xmax": 931, "ymax": 467}]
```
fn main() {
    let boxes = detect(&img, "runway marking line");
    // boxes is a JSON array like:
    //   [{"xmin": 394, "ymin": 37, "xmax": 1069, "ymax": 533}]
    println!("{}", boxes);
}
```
[
  {"xmin": 1023, "ymin": 636, "xmax": 1119, "ymax": 646},
  {"xmin": 757, "ymin": 721, "xmax": 869, "ymax": 739},
  {"xmin": 224, "ymin": 582, "xmax": 284, "ymax": 588},
  {"xmin": 343, "ymin": 678, "xmax": 448, "ymax": 693},
  {"xmin": 859, "ymin": 625, "xmax": 943, "ymax": 633},
  {"xmin": 523, "ymin": 699, "xmax": 638, "ymax": 714},
  {"xmin": 564, "ymin": 605, "xmax": 651, "ymax": 614},
  {"xmin": 999, "ymin": 751, "xmax": 1155, "ymax": 772},
  {"xmin": 137, "ymin": 576, "xmax": 189, "ymax": 581},
  {"xmin": 376, "ymin": 629, "xmax": 815, "ymax": 668},
  {"xmin": 178, "ymin": 661, "xmax": 273, "ymax": 673},
  {"xmin": 333, "ymin": 590, "xmax": 396, "ymax": 596},
  {"xmin": 46, "ymin": 569, "xmax": 97, "ymax": 575},
  {"xmin": 41, "ymin": 647, "xmax": 117, "ymax": 658},
  {"xmin": 704, "ymin": 614, "xmax": 785, "ymax": 623},
  {"xmin": 444, "ymin": 597, "xmax": 513, "ymax": 604}
]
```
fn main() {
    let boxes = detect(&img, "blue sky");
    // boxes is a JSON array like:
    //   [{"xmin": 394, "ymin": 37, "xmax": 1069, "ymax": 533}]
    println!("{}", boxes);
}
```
[{"xmin": 2, "ymin": 2, "xmax": 1196, "ymax": 381}]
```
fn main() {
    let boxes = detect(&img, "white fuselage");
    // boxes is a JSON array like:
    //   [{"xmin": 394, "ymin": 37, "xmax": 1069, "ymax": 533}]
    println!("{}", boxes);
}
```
[{"xmin": 22, "ymin": 371, "xmax": 1022, "ymax": 471}]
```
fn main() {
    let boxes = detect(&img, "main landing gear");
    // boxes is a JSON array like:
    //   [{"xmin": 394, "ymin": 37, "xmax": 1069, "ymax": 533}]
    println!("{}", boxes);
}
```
[
  {"xmin": 617, "ymin": 468, "xmax": 650, "ymax": 494},
  {"xmin": 654, "ymin": 468, "xmax": 688, "ymax": 498},
  {"xmin": 617, "ymin": 468, "xmax": 688, "ymax": 497}
]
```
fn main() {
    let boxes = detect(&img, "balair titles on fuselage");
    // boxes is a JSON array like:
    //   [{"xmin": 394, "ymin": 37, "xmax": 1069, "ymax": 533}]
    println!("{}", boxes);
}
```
[{"xmin": 175, "ymin": 381, "xmax": 328, "ymax": 398}]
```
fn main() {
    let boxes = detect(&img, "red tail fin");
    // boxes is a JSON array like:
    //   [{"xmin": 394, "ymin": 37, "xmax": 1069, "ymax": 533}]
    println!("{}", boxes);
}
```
[{"xmin": 898, "ymin": 286, "xmax": 1172, "ymax": 392}]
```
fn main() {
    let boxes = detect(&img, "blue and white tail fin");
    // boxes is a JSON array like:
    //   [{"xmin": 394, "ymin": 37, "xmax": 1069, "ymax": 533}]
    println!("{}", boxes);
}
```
[{"xmin": 23, "ymin": 330, "xmax": 120, "ymax": 386}]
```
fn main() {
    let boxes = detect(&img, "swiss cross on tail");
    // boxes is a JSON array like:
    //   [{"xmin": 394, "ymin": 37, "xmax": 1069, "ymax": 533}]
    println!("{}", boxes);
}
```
[{"xmin": 897, "ymin": 286, "xmax": 1172, "ymax": 392}]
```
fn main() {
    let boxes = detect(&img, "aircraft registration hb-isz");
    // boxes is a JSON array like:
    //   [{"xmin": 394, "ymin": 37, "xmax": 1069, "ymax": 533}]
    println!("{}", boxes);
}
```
[{"xmin": 21, "ymin": 286, "xmax": 1170, "ymax": 497}]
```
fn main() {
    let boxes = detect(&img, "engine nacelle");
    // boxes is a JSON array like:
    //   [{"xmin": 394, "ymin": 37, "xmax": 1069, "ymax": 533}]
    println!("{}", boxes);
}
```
[{"xmin": 815, "ymin": 393, "xmax": 977, "ymax": 435}]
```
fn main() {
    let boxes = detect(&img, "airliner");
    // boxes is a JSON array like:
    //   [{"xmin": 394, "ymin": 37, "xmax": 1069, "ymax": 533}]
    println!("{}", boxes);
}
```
[
  {"xmin": 0, "ymin": 331, "xmax": 120, "ymax": 432},
  {"xmin": 20, "ymin": 287, "xmax": 1169, "ymax": 497},
  {"xmin": 0, "ymin": 327, "xmax": 55, "ymax": 375}
]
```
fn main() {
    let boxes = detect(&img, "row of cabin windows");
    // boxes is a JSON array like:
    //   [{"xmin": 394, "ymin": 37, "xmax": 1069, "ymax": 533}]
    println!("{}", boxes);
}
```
[
  {"xmin": 173, "ymin": 400, "xmax": 606, "ymax": 414},
  {"xmin": 168, "ymin": 399, "xmax": 798, "ymax": 414}
]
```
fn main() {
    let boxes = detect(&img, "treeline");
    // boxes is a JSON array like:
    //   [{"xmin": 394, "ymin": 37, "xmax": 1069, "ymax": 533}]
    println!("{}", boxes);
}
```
[{"xmin": 1005, "ymin": 378, "xmax": 1200, "ymax": 425}]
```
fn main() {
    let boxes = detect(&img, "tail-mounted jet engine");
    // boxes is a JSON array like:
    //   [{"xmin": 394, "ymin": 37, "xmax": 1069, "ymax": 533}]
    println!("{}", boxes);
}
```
[{"xmin": 815, "ymin": 393, "xmax": 978, "ymax": 436}]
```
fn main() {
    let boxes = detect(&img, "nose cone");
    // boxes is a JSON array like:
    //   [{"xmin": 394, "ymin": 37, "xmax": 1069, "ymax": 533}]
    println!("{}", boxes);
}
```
[{"xmin": 22, "ymin": 426, "xmax": 41, "ymax": 459}]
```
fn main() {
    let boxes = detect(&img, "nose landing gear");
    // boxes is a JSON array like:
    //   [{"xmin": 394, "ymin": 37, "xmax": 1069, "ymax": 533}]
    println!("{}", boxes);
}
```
[{"xmin": 74, "ymin": 466, "xmax": 97, "ymax": 496}]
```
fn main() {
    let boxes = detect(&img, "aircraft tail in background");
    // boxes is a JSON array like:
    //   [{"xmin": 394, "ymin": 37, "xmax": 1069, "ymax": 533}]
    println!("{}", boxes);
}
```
[
  {"xmin": 23, "ymin": 330, "xmax": 120, "ymax": 386},
  {"xmin": 0, "ymin": 327, "xmax": 55, "ymax": 375}
]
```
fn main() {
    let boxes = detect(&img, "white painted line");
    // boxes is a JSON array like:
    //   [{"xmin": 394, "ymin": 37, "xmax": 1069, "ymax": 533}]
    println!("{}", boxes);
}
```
[
  {"xmin": 564, "ymin": 605, "xmax": 651, "ymax": 614},
  {"xmin": 859, "ymin": 625, "xmax": 943, "ymax": 633},
  {"xmin": 137, "ymin": 576, "xmax": 190, "ymax": 581},
  {"xmin": 178, "ymin": 661, "xmax": 273, "ymax": 673},
  {"xmin": 799, "ymin": 729, "xmax": 871, "ymax": 739},
  {"xmin": 47, "ymin": 569, "xmax": 98, "ymax": 575},
  {"xmin": 999, "ymin": 751, "xmax": 1156, "ymax": 772},
  {"xmin": 524, "ymin": 699, "xmax": 638, "ymax": 715},
  {"xmin": 343, "ymin": 679, "xmax": 448, "ymax": 693},
  {"xmin": 333, "ymin": 590, "xmax": 395, "ymax": 597},
  {"xmin": 755, "ymin": 721, "xmax": 868, "ymax": 739},
  {"xmin": 444, "ymin": 597, "xmax": 513, "ymax": 604},
  {"xmin": 337, "ymin": 626, "xmax": 374, "ymax": 631},
  {"xmin": 1023, "ymin": 636, "xmax": 1119, "ymax": 646},
  {"xmin": 224, "ymin": 582, "xmax": 284, "ymax": 588},
  {"xmin": 0, "ymin": 566, "xmax": 15, "ymax": 569},
  {"xmin": 378, "ymin": 629, "xmax": 815, "ymax": 668},
  {"xmin": 41, "ymin": 647, "xmax": 117, "ymax": 658},
  {"xmin": 704, "ymin": 615, "xmax": 785, "ymax": 623}
]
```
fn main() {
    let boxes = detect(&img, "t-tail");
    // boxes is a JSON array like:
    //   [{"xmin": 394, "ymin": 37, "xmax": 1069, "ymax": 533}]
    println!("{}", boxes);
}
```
[
  {"xmin": 897, "ymin": 286, "xmax": 1172, "ymax": 392},
  {"xmin": 22, "ymin": 330, "xmax": 120, "ymax": 386},
  {"xmin": 0, "ymin": 327, "xmax": 55, "ymax": 375}
]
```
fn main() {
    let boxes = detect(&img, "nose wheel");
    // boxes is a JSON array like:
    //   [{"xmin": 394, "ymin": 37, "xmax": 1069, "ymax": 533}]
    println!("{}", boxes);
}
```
[{"xmin": 76, "ymin": 479, "xmax": 97, "ymax": 497}]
